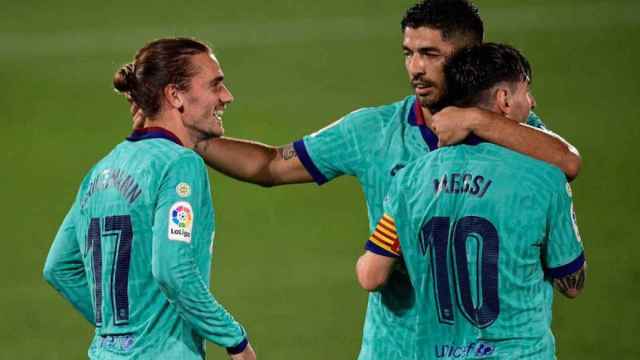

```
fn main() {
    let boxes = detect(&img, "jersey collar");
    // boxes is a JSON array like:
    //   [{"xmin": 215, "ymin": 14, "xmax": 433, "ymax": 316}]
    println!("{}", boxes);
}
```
[
  {"xmin": 408, "ymin": 97, "xmax": 439, "ymax": 152},
  {"xmin": 407, "ymin": 97, "xmax": 486, "ymax": 150},
  {"xmin": 126, "ymin": 127, "xmax": 183, "ymax": 146}
]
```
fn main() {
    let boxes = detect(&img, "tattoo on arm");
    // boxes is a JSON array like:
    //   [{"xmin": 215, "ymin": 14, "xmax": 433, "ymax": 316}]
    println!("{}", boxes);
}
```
[
  {"xmin": 278, "ymin": 143, "xmax": 298, "ymax": 160},
  {"xmin": 554, "ymin": 267, "xmax": 586, "ymax": 298}
]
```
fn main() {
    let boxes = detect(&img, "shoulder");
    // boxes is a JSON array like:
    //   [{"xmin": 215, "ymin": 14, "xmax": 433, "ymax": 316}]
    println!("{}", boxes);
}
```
[
  {"xmin": 137, "ymin": 140, "xmax": 204, "ymax": 172},
  {"xmin": 332, "ymin": 96, "xmax": 414, "ymax": 131},
  {"xmin": 481, "ymin": 143, "xmax": 566, "ymax": 192}
]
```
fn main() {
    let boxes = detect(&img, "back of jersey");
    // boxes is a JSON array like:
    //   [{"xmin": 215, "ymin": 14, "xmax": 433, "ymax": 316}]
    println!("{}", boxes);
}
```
[
  {"xmin": 378, "ymin": 142, "xmax": 584, "ymax": 360},
  {"xmin": 70, "ymin": 136, "xmax": 213, "ymax": 354}
]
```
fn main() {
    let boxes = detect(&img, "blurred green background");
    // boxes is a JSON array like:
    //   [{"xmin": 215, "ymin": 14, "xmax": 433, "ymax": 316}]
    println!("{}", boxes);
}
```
[{"xmin": 1, "ymin": 0, "xmax": 638, "ymax": 358}]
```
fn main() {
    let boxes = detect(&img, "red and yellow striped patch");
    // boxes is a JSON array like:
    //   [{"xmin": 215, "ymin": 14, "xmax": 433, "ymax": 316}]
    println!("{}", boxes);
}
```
[{"xmin": 368, "ymin": 214, "xmax": 400, "ymax": 255}]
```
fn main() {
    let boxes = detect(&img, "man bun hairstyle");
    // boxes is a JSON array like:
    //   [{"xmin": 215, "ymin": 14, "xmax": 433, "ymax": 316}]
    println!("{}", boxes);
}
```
[
  {"xmin": 401, "ymin": 0, "xmax": 484, "ymax": 45},
  {"xmin": 441, "ymin": 42, "xmax": 532, "ymax": 108},
  {"xmin": 113, "ymin": 37, "xmax": 211, "ymax": 118}
]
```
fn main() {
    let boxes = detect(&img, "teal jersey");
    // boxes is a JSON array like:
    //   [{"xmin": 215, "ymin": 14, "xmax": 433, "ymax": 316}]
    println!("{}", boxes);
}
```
[
  {"xmin": 367, "ymin": 141, "xmax": 585, "ymax": 359},
  {"xmin": 44, "ymin": 128, "xmax": 247, "ymax": 359},
  {"xmin": 294, "ymin": 96, "xmax": 548, "ymax": 359}
]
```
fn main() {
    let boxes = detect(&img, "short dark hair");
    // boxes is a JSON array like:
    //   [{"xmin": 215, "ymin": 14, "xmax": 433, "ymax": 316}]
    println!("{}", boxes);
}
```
[
  {"xmin": 113, "ymin": 37, "xmax": 210, "ymax": 118},
  {"xmin": 401, "ymin": 0, "xmax": 484, "ymax": 45},
  {"xmin": 441, "ymin": 43, "xmax": 532, "ymax": 108}
]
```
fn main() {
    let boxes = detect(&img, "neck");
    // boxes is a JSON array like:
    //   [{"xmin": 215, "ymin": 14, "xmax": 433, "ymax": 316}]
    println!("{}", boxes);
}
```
[
  {"xmin": 145, "ymin": 112, "xmax": 194, "ymax": 148},
  {"xmin": 420, "ymin": 105, "xmax": 434, "ymax": 128}
]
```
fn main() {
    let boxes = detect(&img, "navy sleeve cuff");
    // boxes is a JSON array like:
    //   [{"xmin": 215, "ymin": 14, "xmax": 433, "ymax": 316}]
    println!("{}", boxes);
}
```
[
  {"xmin": 546, "ymin": 252, "xmax": 585, "ymax": 279},
  {"xmin": 226, "ymin": 337, "xmax": 248, "ymax": 355},
  {"xmin": 365, "ymin": 240, "xmax": 399, "ymax": 258},
  {"xmin": 293, "ymin": 139, "xmax": 329, "ymax": 185}
]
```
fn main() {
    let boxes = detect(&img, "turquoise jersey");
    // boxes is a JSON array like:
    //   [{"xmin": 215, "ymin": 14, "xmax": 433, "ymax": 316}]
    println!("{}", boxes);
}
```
[
  {"xmin": 44, "ymin": 128, "xmax": 247, "ymax": 359},
  {"xmin": 366, "ymin": 140, "xmax": 585, "ymax": 359},
  {"xmin": 293, "ymin": 96, "xmax": 549, "ymax": 359}
]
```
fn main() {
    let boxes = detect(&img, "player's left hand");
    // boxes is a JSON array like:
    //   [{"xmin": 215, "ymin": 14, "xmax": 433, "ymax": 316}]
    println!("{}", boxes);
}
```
[{"xmin": 431, "ymin": 106, "xmax": 475, "ymax": 147}]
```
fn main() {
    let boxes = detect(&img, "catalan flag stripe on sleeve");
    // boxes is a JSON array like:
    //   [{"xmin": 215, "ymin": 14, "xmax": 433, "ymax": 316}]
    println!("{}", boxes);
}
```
[{"xmin": 368, "ymin": 213, "xmax": 400, "ymax": 256}]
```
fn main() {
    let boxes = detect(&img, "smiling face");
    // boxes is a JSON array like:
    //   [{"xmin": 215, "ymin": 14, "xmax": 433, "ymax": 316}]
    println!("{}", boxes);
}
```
[
  {"xmin": 403, "ymin": 27, "xmax": 462, "ymax": 112},
  {"xmin": 180, "ymin": 52, "xmax": 233, "ymax": 139}
]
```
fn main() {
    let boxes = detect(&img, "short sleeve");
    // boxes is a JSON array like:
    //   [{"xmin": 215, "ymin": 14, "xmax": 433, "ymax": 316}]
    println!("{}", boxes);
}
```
[
  {"xmin": 544, "ymin": 182, "xmax": 585, "ymax": 278},
  {"xmin": 293, "ymin": 110, "xmax": 368, "ymax": 185},
  {"xmin": 527, "ymin": 111, "xmax": 547, "ymax": 130}
]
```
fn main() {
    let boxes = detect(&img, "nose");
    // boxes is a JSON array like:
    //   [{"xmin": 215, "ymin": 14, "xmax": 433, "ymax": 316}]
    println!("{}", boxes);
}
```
[
  {"xmin": 406, "ymin": 54, "xmax": 425, "ymax": 78},
  {"xmin": 221, "ymin": 84, "xmax": 234, "ymax": 104}
]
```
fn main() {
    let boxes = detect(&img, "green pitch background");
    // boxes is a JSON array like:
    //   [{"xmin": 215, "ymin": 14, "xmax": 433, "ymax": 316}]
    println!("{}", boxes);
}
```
[{"xmin": 2, "ymin": 0, "xmax": 638, "ymax": 358}]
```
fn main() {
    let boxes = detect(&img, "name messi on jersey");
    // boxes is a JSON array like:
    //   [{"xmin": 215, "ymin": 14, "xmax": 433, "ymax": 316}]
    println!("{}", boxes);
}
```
[{"xmin": 433, "ymin": 173, "xmax": 492, "ymax": 198}]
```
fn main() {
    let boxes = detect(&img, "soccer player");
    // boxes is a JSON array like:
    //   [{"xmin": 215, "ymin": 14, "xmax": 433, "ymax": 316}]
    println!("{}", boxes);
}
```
[
  {"xmin": 131, "ymin": 1, "xmax": 582, "ymax": 358},
  {"xmin": 43, "ymin": 38, "xmax": 256, "ymax": 360},
  {"xmin": 357, "ymin": 43, "xmax": 586, "ymax": 359}
]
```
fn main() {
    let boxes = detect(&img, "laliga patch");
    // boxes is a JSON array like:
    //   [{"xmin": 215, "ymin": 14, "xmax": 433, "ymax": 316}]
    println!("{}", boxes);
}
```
[
  {"xmin": 168, "ymin": 201, "xmax": 194, "ymax": 243},
  {"xmin": 176, "ymin": 182, "xmax": 192, "ymax": 198}
]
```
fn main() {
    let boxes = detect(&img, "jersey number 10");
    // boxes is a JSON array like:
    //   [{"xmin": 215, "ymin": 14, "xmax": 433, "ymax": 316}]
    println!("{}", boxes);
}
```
[
  {"xmin": 86, "ymin": 215, "xmax": 133, "ymax": 327},
  {"xmin": 421, "ymin": 216, "xmax": 499, "ymax": 329}
]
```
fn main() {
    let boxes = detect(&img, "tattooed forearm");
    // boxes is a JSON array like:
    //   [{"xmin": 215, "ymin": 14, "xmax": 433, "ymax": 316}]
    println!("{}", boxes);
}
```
[
  {"xmin": 278, "ymin": 143, "xmax": 298, "ymax": 160},
  {"xmin": 554, "ymin": 266, "xmax": 586, "ymax": 299}
]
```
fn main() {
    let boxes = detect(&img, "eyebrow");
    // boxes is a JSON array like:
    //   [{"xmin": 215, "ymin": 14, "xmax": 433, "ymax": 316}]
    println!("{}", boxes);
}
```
[
  {"xmin": 210, "ymin": 75, "xmax": 224, "ymax": 86},
  {"xmin": 402, "ymin": 45, "xmax": 441, "ymax": 54}
]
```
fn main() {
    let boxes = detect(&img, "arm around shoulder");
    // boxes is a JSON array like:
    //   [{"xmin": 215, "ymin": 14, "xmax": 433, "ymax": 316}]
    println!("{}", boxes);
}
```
[{"xmin": 195, "ymin": 137, "xmax": 312, "ymax": 187}]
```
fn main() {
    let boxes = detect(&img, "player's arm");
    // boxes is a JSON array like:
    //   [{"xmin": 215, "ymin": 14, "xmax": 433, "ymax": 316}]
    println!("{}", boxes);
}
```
[
  {"xmin": 194, "ymin": 111, "xmax": 367, "ymax": 187},
  {"xmin": 151, "ymin": 154, "xmax": 253, "ymax": 357},
  {"xmin": 194, "ymin": 137, "xmax": 312, "ymax": 187},
  {"xmin": 43, "ymin": 202, "xmax": 95, "ymax": 325},
  {"xmin": 356, "ymin": 251, "xmax": 397, "ymax": 291},
  {"xmin": 432, "ymin": 107, "xmax": 582, "ymax": 181},
  {"xmin": 356, "ymin": 214, "xmax": 401, "ymax": 291},
  {"xmin": 545, "ymin": 181, "xmax": 587, "ymax": 299},
  {"xmin": 131, "ymin": 102, "xmax": 308, "ymax": 188}
]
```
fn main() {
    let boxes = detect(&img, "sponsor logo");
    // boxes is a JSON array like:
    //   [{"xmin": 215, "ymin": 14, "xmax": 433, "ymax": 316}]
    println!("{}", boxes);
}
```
[
  {"xmin": 434, "ymin": 342, "xmax": 495, "ymax": 359},
  {"xmin": 176, "ymin": 182, "xmax": 192, "ymax": 198},
  {"xmin": 99, "ymin": 335, "xmax": 135, "ymax": 352},
  {"xmin": 168, "ymin": 201, "xmax": 193, "ymax": 243}
]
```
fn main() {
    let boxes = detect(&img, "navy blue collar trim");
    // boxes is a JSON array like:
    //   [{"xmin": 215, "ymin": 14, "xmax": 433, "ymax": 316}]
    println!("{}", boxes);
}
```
[
  {"xmin": 408, "ymin": 98, "xmax": 439, "ymax": 152},
  {"xmin": 126, "ymin": 127, "xmax": 183, "ymax": 146},
  {"xmin": 462, "ymin": 134, "xmax": 486, "ymax": 146}
]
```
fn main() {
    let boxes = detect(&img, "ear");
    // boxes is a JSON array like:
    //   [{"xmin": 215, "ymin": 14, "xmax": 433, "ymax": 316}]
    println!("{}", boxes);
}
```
[
  {"xmin": 163, "ymin": 84, "xmax": 184, "ymax": 110},
  {"xmin": 494, "ymin": 87, "xmax": 511, "ymax": 116}
]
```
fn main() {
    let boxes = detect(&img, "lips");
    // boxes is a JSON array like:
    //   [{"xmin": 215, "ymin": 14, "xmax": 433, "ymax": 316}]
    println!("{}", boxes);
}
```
[{"xmin": 413, "ymin": 84, "xmax": 434, "ymax": 96}]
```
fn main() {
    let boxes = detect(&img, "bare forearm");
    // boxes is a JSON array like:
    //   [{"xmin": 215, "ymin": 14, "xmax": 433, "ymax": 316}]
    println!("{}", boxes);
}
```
[
  {"xmin": 195, "ymin": 137, "xmax": 313, "ymax": 187},
  {"xmin": 468, "ymin": 110, "xmax": 582, "ymax": 181},
  {"xmin": 195, "ymin": 137, "xmax": 276, "ymax": 185}
]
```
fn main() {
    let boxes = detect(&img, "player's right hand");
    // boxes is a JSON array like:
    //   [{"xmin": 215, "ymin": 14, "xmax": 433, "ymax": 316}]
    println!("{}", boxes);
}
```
[{"xmin": 229, "ymin": 342, "xmax": 256, "ymax": 360}]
